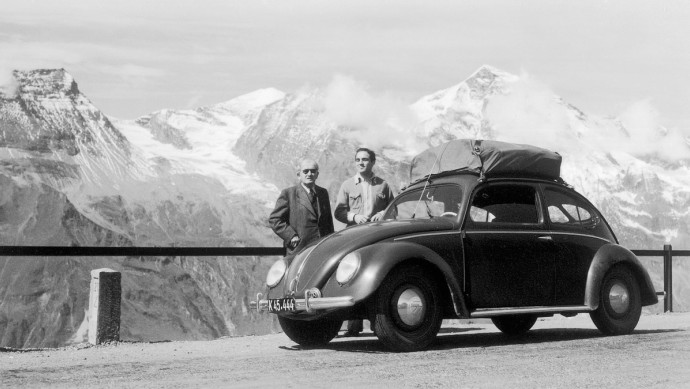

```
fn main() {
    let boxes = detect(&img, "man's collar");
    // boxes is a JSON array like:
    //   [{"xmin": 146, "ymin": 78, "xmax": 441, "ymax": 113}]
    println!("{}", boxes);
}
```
[
  {"xmin": 301, "ymin": 183, "xmax": 315, "ymax": 193},
  {"xmin": 355, "ymin": 173, "xmax": 375, "ymax": 185}
]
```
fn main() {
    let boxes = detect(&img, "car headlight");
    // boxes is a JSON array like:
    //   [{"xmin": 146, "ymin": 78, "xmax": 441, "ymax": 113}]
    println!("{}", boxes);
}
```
[
  {"xmin": 266, "ymin": 259, "xmax": 287, "ymax": 288},
  {"xmin": 336, "ymin": 252, "xmax": 361, "ymax": 285}
]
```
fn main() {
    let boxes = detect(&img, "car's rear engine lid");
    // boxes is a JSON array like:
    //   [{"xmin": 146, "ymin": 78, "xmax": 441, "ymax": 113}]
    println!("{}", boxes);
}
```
[{"xmin": 410, "ymin": 139, "xmax": 562, "ymax": 182}]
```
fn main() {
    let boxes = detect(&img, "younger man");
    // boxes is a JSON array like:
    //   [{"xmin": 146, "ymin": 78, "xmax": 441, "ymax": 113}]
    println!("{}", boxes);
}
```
[{"xmin": 334, "ymin": 147, "xmax": 394, "ymax": 336}]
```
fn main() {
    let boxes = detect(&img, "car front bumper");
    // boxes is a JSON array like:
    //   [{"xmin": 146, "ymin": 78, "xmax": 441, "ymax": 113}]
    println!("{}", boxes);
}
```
[{"xmin": 249, "ymin": 288, "xmax": 355, "ymax": 313}]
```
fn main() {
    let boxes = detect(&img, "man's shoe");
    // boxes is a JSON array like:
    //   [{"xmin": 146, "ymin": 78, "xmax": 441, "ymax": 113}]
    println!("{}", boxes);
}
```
[{"xmin": 343, "ymin": 330, "xmax": 360, "ymax": 337}]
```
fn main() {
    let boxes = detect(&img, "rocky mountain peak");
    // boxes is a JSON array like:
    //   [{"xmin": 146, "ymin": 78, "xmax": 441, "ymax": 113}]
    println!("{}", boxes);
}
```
[
  {"xmin": 1, "ymin": 68, "xmax": 130, "ymax": 158},
  {"xmin": 410, "ymin": 65, "xmax": 520, "ymax": 143},
  {"xmin": 14, "ymin": 68, "xmax": 79, "ymax": 98},
  {"xmin": 463, "ymin": 65, "xmax": 518, "ymax": 98}
]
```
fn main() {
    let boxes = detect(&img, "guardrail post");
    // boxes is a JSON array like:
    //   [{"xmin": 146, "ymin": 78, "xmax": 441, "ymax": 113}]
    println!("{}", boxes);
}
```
[
  {"xmin": 663, "ymin": 244, "xmax": 673, "ymax": 313},
  {"xmin": 88, "ymin": 268, "xmax": 121, "ymax": 345}
]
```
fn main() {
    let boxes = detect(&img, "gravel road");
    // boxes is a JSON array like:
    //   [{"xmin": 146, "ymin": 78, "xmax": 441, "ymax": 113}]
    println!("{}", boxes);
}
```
[{"xmin": 2, "ymin": 313, "xmax": 689, "ymax": 388}]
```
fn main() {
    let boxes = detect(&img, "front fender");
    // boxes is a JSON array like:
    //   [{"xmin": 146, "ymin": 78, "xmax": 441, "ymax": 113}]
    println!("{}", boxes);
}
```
[
  {"xmin": 584, "ymin": 244, "xmax": 659, "ymax": 309},
  {"xmin": 320, "ymin": 241, "xmax": 469, "ymax": 317}
]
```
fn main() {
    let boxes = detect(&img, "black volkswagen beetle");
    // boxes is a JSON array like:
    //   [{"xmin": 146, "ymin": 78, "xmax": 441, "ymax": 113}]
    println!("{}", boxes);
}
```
[{"xmin": 251, "ymin": 140, "xmax": 658, "ymax": 352}]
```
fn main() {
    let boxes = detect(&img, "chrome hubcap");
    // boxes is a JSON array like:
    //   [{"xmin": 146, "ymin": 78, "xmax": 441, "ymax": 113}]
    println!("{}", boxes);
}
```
[
  {"xmin": 396, "ymin": 287, "xmax": 426, "ymax": 326},
  {"xmin": 609, "ymin": 282, "xmax": 630, "ymax": 314}
]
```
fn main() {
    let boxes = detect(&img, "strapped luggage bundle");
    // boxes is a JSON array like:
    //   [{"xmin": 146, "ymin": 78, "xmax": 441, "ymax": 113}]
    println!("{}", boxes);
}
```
[{"xmin": 409, "ymin": 139, "xmax": 562, "ymax": 183}]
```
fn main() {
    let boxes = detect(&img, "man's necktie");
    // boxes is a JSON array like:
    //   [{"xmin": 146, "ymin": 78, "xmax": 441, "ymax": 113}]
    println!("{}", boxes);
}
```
[{"xmin": 309, "ymin": 189, "xmax": 318, "ymax": 216}]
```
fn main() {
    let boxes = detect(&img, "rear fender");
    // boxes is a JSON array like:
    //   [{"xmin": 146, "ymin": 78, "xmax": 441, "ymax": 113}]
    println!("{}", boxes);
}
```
[
  {"xmin": 320, "ymin": 241, "xmax": 469, "ymax": 317},
  {"xmin": 584, "ymin": 244, "xmax": 659, "ymax": 309}
]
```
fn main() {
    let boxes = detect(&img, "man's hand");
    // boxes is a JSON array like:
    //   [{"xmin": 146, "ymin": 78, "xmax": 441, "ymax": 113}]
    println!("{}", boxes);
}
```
[
  {"xmin": 289, "ymin": 235, "xmax": 301, "ymax": 249},
  {"xmin": 370, "ymin": 212, "xmax": 384, "ymax": 222},
  {"xmin": 354, "ymin": 214, "xmax": 369, "ymax": 224}
]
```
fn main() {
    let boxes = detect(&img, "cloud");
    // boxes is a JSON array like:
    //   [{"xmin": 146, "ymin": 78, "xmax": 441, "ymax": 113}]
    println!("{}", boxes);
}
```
[
  {"xmin": 484, "ymin": 72, "xmax": 690, "ymax": 162},
  {"xmin": 185, "ymin": 93, "xmax": 203, "ymax": 110},
  {"xmin": 319, "ymin": 72, "xmax": 690, "ymax": 163},
  {"xmin": 615, "ymin": 100, "xmax": 690, "ymax": 161},
  {"xmin": 0, "ymin": 68, "xmax": 18, "ymax": 98},
  {"xmin": 484, "ymin": 73, "xmax": 576, "ymax": 152},
  {"xmin": 322, "ymin": 74, "xmax": 419, "ymax": 152}
]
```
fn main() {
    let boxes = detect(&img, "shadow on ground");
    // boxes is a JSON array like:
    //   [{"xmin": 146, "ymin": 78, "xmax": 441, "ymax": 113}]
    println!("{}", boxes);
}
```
[{"xmin": 279, "ymin": 326, "xmax": 683, "ymax": 354}]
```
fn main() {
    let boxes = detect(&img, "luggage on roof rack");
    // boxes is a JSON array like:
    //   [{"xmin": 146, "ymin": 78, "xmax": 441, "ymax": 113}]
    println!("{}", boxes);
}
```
[{"xmin": 409, "ymin": 139, "xmax": 562, "ymax": 182}]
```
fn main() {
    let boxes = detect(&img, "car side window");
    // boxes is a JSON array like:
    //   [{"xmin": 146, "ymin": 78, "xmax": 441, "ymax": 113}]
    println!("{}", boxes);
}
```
[
  {"xmin": 544, "ymin": 188, "xmax": 596, "ymax": 228},
  {"xmin": 469, "ymin": 184, "xmax": 539, "ymax": 224},
  {"xmin": 384, "ymin": 184, "xmax": 462, "ymax": 220}
]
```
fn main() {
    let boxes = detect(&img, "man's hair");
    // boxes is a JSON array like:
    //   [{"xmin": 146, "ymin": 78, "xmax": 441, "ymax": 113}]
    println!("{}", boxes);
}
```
[
  {"xmin": 355, "ymin": 147, "xmax": 376, "ymax": 163},
  {"xmin": 297, "ymin": 158, "xmax": 319, "ymax": 171}
]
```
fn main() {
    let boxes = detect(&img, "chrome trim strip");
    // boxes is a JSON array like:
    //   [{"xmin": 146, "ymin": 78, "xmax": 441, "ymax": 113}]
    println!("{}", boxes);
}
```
[
  {"xmin": 464, "ymin": 230, "xmax": 551, "ymax": 235},
  {"xmin": 294, "ymin": 246, "xmax": 317, "ymax": 285},
  {"xmin": 395, "ymin": 230, "xmax": 463, "ymax": 241},
  {"xmin": 549, "ymin": 231, "xmax": 612, "ymax": 244},
  {"xmin": 397, "ymin": 230, "xmax": 611, "ymax": 244},
  {"xmin": 252, "ymin": 296, "xmax": 355, "ymax": 313},
  {"xmin": 292, "ymin": 241, "xmax": 326, "ymax": 294},
  {"xmin": 464, "ymin": 230, "xmax": 612, "ymax": 244},
  {"xmin": 470, "ymin": 305, "xmax": 592, "ymax": 318}
]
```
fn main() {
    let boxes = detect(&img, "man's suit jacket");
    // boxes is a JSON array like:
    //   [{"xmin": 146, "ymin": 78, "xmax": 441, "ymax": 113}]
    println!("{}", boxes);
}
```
[{"xmin": 269, "ymin": 184, "xmax": 334, "ymax": 255}]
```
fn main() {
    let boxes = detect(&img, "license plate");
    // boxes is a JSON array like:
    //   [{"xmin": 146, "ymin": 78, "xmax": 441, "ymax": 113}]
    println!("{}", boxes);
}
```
[{"xmin": 267, "ymin": 298, "xmax": 296, "ymax": 312}]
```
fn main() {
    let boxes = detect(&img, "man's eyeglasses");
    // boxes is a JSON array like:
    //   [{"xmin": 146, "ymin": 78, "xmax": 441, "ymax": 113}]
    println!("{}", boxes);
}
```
[{"xmin": 302, "ymin": 169, "xmax": 318, "ymax": 174}]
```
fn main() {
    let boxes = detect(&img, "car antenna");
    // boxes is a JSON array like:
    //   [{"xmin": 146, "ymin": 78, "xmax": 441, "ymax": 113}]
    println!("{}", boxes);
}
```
[{"xmin": 411, "ymin": 141, "xmax": 451, "ymax": 218}]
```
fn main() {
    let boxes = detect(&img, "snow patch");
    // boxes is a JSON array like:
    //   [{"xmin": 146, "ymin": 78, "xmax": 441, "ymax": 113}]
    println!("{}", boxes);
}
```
[{"xmin": 68, "ymin": 309, "xmax": 89, "ymax": 345}]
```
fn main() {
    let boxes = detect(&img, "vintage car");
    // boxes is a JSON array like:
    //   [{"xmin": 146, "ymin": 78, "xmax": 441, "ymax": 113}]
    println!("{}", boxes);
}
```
[{"xmin": 251, "ymin": 139, "xmax": 658, "ymax": 352}]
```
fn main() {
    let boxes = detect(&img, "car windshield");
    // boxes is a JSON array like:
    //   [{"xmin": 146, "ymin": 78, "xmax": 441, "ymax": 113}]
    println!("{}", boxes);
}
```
[{"xmin": 383, "ymin": 184, "xmax": 462, "ymax": 220}]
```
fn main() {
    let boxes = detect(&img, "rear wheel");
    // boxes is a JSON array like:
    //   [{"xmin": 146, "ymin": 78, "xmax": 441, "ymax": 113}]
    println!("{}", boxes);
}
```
[
  {"xmin": 491, "ymin": 315, "xmax": 537, "ymax": 336},
  {"xmin": 372, "ymin": 266, "xmax": 443, "ymax": 352},
  {"xmin": 278, "ymin": 315, "xmax": 342, "ymax": 347},
  {"xmin": 590, "ymin": 265, "xmax": 641, "ymax": 335}
]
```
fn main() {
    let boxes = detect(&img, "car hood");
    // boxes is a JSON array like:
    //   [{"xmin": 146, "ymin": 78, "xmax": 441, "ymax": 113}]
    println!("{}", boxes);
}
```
[{"xmin": 284, "ymin": 218, "xmax": 455, "ymax": 295}]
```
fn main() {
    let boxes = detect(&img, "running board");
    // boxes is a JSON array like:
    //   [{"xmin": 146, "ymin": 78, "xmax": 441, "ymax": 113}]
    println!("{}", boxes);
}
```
[{"xmin": 470, "ymin": 305, "xmax": 593, "ymax": 318}]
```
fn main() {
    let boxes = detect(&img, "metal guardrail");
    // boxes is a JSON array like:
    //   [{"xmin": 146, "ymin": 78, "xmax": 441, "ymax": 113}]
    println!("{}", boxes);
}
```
[
  {"xmin": 0, "ymin": 246, "xmax": 286, "ymax": 257},
  {"xmin": 632, "ymin": 245, "xmax": 690, "ymax": 313},
  {"xmin": 1, "ymin": 244, "xmax": 686, "ymax": 312}
]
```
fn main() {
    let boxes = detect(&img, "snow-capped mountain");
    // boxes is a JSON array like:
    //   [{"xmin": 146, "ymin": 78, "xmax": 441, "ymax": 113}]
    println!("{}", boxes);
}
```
[
  {"xmin": 116, "ymin": 87, "xmax": 285, "ymax": 202},
  {"xmin": 1, "ymin": 66, "xmax": 687, "ymax": 349},
  {"xmin": 0, "ymin": 70, "xmax": 285, "ymax": 348},
  {"xmin": 413, "ymin": 66, "xmax": 690, "ymax": 248}
]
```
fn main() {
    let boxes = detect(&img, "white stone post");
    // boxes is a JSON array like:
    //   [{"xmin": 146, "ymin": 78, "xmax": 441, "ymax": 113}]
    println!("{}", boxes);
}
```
[{"xmin": 88, "ymin": 268, "xmax": 121, "ymax": 345}]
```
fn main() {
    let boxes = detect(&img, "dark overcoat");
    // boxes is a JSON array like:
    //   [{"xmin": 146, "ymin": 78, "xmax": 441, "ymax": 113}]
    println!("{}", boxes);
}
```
[{"xmin": 269, "ymin": 185, "xmax": 334, "ymax": 255}]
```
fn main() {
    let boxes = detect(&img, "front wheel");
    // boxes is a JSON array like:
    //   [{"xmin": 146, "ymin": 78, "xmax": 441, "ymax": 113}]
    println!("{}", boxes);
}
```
[
  {"xmin": 590, "ymin": 265, "xmax": 641, "ymax": 335},
  {"xmin": 371, "ymin": 266, "xmax": 443, "ymax": 352},
  {"xmin": 278, "ymin": 315, "xmax": 342, "ymax": 347},
  {"xmin": 491, "ymin": 315, "xmax": 537, "ymax": 336}
]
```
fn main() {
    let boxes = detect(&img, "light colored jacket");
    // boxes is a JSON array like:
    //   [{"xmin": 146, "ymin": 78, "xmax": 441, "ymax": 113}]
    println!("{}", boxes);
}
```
[{"xmin": 334, "ymin": 174, "xmax": 394, "ymax": 226}]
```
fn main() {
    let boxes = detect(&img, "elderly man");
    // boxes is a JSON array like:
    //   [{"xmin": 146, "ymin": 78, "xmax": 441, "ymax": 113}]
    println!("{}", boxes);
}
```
[
  {"xmin": 269, "ymin": 159, "xmax": 334, "ymax": 256},
  {"xmin": 335, "ymin": 147, "xmax": 394, "ymax": 336}
]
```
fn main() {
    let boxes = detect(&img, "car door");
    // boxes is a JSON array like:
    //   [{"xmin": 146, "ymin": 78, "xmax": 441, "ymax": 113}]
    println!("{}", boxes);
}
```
[
  {"xmin": 541, "ymin": 185, "xmax": 616, "ymax": 305},
  {"xmin": 463, "ymin": 182, "xmax": 556, "ymax": 308}
]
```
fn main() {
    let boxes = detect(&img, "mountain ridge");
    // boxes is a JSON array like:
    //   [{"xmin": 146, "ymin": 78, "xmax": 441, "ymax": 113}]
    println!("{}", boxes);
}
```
[{"xmin": 0, "ymin": 66, "xmax": 687, "ymax": 348}]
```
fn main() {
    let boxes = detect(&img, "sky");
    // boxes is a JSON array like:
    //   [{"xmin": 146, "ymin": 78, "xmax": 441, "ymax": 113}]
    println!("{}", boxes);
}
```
[{"xmin": 1, "ymin": 0, "xmax": 689, "ymax": 133}]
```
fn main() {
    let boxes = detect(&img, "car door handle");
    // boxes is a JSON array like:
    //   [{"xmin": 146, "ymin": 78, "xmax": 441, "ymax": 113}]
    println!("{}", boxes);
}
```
[{"xmin": 537, "ymin": 235, "xmax": 553, "ymax": 241}]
